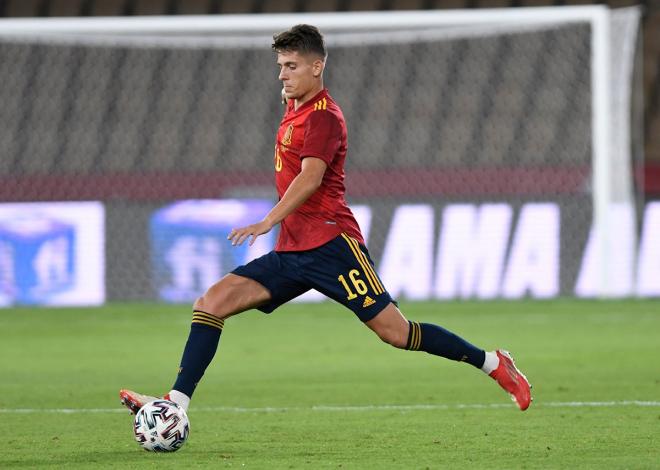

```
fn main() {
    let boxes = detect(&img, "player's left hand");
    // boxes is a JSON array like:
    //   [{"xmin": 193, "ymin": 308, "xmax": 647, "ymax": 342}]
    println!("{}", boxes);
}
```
[{"xmin": 227, "ymin": 220, "xmax": 273, "ymax": 247}]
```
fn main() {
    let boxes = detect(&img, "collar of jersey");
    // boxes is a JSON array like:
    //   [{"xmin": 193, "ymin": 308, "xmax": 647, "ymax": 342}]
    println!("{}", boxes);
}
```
[{"xmin": 289, "ymin": 88, "xmax": 328, "ymax": 114}]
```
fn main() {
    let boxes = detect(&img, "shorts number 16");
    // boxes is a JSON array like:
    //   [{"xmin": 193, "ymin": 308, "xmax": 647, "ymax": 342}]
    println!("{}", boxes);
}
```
[{"xmin": 338, "ymin": 269, "xmax": 368, "ymax": 300}]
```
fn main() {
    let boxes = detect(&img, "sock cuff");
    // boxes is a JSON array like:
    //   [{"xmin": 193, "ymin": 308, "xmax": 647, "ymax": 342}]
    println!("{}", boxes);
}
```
[
  {"xmin": 405, "ymin": 321, "xmax": 422, "ymax": 351},
  {"xmin": 191, "ymin": 310, "xmax": 224, "ymax": 330}
]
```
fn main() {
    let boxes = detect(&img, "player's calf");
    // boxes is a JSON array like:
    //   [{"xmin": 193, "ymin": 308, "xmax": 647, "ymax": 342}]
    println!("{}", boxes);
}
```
[
  {"xmin": 403, "ymin": 320, "xmax": 487, "ymax": 368},
  {"xmin": 371, "ymin": 323, "xmax": 408, "ymax": 348},
  {"xmin": 365, "ymin": 303, "xmax": 410, "ymax": 348}
]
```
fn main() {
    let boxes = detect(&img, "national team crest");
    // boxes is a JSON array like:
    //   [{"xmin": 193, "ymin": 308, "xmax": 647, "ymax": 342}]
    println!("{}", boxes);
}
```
[{"xmin": 282, "ymin": 123, "xmax": 294, "ymax": 146}]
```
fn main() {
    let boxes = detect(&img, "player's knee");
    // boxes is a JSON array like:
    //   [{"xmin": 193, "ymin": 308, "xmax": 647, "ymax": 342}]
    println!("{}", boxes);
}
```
[
  {"xmin": 193, "ymin": 290, "xmax": 232, "ymax": 319},
  {"xmin": 193, "ymin": 296, "xmax": 205, "ymax": 312},
  {"xmin": 196, "ymin": 276, "xmax": 255, "ymax": 319},
  {"xmin": 199, "ymin": 294, "xmax": 229, "ymax": 319}
]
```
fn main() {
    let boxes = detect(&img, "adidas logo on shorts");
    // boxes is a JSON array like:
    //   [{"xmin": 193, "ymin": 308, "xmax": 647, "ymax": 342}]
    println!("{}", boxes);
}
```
[{"xmin": 362, "ymin": 296, "xmax": 376, "ymax": 308}]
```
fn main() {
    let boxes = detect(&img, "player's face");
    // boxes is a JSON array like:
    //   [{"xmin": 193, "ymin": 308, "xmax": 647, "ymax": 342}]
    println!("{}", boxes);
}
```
[{"xmin": 277, "ymin": 50, "xmax": 323, "ymax": 101}]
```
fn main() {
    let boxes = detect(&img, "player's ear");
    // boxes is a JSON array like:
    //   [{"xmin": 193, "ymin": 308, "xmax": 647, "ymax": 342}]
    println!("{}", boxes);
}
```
[{"xmin": 312, "ymin": 58, "xmax": 324, "ymax": 77}]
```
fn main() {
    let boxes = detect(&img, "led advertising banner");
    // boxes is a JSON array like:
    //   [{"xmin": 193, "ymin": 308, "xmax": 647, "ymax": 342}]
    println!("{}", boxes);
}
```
[
  {"xmin": 149, "ymin": 199, "xmax": 660, "ymax": 304},
  {"xmin": 372, "ymin": 201, "xmax": 659, "ymax": 299},
  {"xmin": 0, "ymin": 201, "xmax": 105, "ymax": 307},
  {"xmin": 150, "ymin": 199, "xmax": 275, "ymax": 303}
]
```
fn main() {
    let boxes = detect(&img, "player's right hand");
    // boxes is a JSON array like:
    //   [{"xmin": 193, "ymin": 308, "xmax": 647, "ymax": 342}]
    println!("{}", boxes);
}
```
[{"xmin": 227, "ymin": 220, "xmax": 273, "ymax": 247}]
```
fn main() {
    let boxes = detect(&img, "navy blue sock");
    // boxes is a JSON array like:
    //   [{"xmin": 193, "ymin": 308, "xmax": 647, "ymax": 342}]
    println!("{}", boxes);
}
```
[
  {"xmin": 172, "ymin": 311, "xmax": 223, "ymax": 398},
  {"xmin": 406, "ymin": 321, "xmax": 485, "ymax": 368}
]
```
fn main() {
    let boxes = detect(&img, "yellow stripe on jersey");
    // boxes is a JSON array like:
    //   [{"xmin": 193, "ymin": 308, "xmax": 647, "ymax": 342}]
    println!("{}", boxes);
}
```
[
  {"xmin": 340, "ymin": 234, "xmax": 383, "ymax": 295},
  {"xmin": 192, "ymin": 311, "xmax": 224, "ymax": 330},
  {"xmin": 313, "ymin": 97, "xmax": 328, "ymax": 111}
]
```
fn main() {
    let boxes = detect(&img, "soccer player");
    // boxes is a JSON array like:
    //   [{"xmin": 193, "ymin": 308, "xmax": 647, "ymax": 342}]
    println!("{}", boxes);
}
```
[{"xmin": 120, "ymin": 24, "xmax": 531, "ymax": 414}]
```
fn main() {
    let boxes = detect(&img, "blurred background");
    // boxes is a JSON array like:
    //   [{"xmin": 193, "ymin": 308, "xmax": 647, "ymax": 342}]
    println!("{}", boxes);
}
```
[{"xmin": 0, "ymin": 0, "xmax": 658, "ymax": 306}]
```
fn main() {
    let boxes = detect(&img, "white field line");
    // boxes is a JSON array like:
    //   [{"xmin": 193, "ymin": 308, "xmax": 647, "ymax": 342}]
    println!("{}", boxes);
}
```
[{"xmin": 0, "ymin": 401, "xmax": 659, "ymax": 414}]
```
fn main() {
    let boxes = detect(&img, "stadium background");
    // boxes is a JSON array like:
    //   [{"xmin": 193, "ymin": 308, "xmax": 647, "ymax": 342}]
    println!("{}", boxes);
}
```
[
  {"xmin": 0, "ymin": 3, "xmax": 659, "ymax": 467},
  {"xmin": 0, "ymin": 0, "xmax": 658, "ymax": 304}
]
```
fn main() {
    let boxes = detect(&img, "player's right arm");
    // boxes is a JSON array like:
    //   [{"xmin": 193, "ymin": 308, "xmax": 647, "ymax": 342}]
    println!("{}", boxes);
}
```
[{"xmin": 227, "ymin": 156, "xmax": 327, "ymax": 246}]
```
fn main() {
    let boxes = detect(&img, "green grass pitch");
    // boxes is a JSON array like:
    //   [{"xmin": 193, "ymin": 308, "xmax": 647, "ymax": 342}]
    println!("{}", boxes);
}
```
[{"xmin": 1, "ymin": 300, "xmax": 658, "ymax": 468}]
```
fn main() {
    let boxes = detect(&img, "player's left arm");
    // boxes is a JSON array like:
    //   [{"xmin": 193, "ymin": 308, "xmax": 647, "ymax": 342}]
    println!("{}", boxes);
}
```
[{"xmin": 228, "ymin": 156, "xmax": 327, "ymax": 246}]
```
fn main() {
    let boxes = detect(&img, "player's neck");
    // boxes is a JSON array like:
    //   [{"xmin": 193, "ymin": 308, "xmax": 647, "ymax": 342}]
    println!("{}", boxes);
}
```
[{"xmin": 294, "ymin": 83, "xmax": 324, "ymax": 111}]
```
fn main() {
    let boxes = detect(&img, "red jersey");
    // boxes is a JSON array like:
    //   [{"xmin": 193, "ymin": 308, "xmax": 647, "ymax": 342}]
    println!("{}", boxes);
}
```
[{"xmin": 274, "ymin": 88, "xmax": 364, "ymax": 252}]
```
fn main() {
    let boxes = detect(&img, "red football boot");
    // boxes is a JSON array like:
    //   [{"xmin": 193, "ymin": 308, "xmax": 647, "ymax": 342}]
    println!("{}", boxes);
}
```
[
  {"xmin": 119, "ymin": 389, "xmax": 169, "ymax": 415},
  {"xmin": 489, "ymin": 350, "xmax": 532, "ymax": 411}
]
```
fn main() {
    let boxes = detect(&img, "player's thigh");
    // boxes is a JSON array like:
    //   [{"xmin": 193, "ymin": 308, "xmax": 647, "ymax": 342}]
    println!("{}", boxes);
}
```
[
  {"xmin": 195, "ymin": 273, "xmax": 271, "ymax": 319},
  {"xmin": 231, "ymin": 250, "xmax": 311, "ymax": 315},
  {"xmin": 303, "ymin": 234, "xmax": 395, "ymax": 322}
]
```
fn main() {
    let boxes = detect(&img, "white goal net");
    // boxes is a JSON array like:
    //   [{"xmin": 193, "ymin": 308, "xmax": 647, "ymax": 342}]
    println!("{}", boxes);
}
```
[{"xmin": 0, "ymin": 6, "xmax": 647, "ymax": 306}]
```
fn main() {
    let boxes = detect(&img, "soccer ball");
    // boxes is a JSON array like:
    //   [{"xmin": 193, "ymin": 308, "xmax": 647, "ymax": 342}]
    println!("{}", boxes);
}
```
[{"xmin": 133, "ymin": 400, "xmax": 190, "ymax": 452}]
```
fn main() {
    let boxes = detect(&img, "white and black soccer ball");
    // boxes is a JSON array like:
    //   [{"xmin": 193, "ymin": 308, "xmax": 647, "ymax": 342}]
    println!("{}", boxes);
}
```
[{"xmin": 133, "ymin": 400, "xmax": 190, "ymax": 452}]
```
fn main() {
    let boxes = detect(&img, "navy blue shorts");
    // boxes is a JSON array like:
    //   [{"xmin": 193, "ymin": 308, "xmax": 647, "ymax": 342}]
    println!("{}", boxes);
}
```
[{"xmin": 231, "ymin": 233, "xmax": 394, "ymax": 322}]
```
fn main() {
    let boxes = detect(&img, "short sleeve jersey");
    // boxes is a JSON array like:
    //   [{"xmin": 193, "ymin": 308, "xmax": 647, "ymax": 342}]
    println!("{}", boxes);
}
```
[{"xmin": 274, "ymin": 88, "xmax": 364, "ymax": 252}]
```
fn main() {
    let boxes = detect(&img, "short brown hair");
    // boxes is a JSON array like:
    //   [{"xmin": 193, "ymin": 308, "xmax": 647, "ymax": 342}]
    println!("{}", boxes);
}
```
[{"xmin": 272, "ymin": 24, "xmax": 327, "ymax": 59}]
